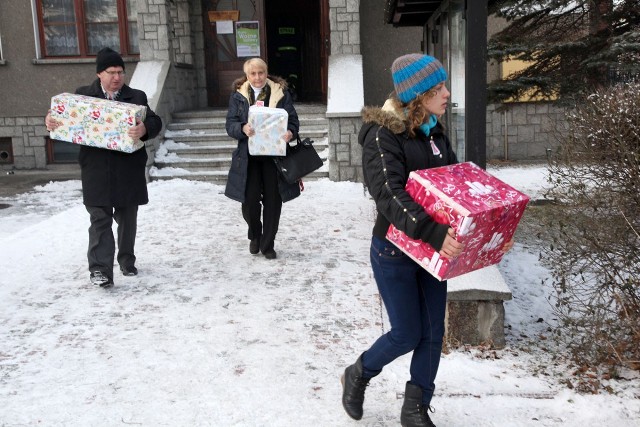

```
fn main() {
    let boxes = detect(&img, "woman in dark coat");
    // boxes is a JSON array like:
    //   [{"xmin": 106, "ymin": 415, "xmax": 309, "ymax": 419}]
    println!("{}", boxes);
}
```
[
  {"xmin": 225, "ymin": 58, "xmax": 300, "ymax": 260},
  {"xmin": 46, "ymin": 47, "xmax": 162, "ymax": 288},
  {"xmin": 340, "ymin": 54, "xmax": 512, "ymax": 426}
]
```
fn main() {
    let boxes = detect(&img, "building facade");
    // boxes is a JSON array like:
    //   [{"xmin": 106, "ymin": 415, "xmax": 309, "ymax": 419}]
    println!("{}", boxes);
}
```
[{"xmin": 0, "ymin": 0, "xmax": 551, "ymax": 176}]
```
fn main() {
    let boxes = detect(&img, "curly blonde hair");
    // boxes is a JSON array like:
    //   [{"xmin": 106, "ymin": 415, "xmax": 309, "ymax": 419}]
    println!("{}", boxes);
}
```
[{"xmin": 391, "ymin": 87, "xmax": 440, "ymax": 138}]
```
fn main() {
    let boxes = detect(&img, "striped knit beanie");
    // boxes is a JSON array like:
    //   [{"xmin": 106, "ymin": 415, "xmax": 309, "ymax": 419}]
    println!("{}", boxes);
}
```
[{"xmin": 391, "ymin": 54, "xmax": 447, "ymax": 104}]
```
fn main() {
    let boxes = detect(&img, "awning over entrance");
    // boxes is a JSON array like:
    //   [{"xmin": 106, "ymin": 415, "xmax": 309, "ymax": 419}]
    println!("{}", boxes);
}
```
[{"xmin": 384, "ymin": 0, "xmax": 445, "ymax": 26}]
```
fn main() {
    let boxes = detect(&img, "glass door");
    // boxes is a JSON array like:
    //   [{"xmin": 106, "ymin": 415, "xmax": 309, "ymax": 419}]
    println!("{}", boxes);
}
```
[
  {"xmin": 425, "ymin": 0, "xmax": 466, "ymax": 161},
  {"xmin": 448, "ymin": 0, "xmax": 466, "ymax": 161}
]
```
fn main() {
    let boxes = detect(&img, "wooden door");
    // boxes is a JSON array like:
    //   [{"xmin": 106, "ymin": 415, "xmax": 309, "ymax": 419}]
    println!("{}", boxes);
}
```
[
  {"xmin": 318, "ymin": 0, "xmax": 330, "ymax": 102},
  {"xmin": 202, "ymin": 0, "xmax": 266, "ymax": 107}
]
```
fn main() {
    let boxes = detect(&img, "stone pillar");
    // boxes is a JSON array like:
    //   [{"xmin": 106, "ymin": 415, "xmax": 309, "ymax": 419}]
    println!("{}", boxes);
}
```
[
  {"xmin": 137, "ymin": 0, "xmax": 173, "ymax": 62},
  {"xmin": 326, "ymin": 0, "xmax": 364, "ymax": 182},
  {"xmin": 446, "ymin": 300, "xmax": 508, "ymax": 349},
  {"xmin": 329, "ymin": 0, "xmax": 361, "ymax": 54}
]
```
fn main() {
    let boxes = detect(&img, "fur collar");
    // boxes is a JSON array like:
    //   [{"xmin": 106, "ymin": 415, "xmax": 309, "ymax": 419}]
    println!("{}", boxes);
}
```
[
  {"xmin": 361, "ymin": 98, "xmax": 407, "ymax": 134},
  {"xmin": 231, "ymin": 75, "xmax": 288, "ymax": 92},
  {"xmin": 231, "ymin": 76, "xmax": 288, "ymax": 108}
]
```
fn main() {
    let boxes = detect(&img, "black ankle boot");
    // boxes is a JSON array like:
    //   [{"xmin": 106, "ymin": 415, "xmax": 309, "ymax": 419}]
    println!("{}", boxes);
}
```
[
  {"xmin": 400, "ymin": 382, "xmax": 436, "ymax": 427},
  {"xmin": 341, "ymin": 354, "xmax": 371, "ymax": 420}
]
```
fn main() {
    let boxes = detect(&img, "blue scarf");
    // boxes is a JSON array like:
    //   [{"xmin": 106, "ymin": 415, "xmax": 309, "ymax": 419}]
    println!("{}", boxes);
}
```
[{"xmin": 419, "ymin": 114, "xmax": 438, "ymax": 136}]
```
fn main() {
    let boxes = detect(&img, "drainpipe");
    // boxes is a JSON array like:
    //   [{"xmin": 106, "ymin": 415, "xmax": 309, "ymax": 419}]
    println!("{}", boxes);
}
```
[{"xmin": 503, "ymin": 109, "xmax": 509, "ymax": 161}]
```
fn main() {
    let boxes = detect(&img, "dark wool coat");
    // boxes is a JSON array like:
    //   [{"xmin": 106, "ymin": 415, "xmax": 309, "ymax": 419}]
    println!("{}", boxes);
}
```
[
  {"xmin": 75, "ymin": 79, "xmax": 162, "ymax": 208},
  {"xmin": 224, "ymin": 76, "xmax": 301, "ymax": 203},
  {"xmin": 359, "ymin": 99, "xmax": 458, "ymax": 252}
]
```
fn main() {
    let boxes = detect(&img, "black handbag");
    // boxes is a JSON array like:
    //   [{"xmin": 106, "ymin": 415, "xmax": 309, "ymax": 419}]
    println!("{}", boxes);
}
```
[{"xmin": 274, "ymin": 136, "xmax": 323, "ymax": 184}]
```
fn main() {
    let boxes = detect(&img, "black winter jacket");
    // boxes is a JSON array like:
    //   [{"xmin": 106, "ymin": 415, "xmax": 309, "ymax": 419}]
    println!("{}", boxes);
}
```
[
  {"xmin": 75, "ymin": 79, "xmax": 162, "ymax": 207},
  {"xmin": 224, "ymin": 76, "xmax": 300, "ymax": 203},
  {"xmin": 359, "ymin": 100, "xmax": 458, "ymax": 251}
]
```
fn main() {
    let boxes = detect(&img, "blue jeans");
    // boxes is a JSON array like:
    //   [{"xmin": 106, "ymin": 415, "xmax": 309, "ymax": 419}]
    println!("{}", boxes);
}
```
[{"xmin": 361, "ymin": 236, "xmax": 447, "ymax": 405}]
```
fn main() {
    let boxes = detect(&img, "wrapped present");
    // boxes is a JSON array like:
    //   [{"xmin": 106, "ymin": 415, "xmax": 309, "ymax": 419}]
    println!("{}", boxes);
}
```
[
  {"xmin": 247, "ymin": 105, "xmax": 288, "ymax": 156},
  {"xmin": 49, "ymin": 92, "xmax": 146, "ymax": 153},
  {"xmin": 386, "ymin": 162, "xmax": 530, "ymax": 280}
]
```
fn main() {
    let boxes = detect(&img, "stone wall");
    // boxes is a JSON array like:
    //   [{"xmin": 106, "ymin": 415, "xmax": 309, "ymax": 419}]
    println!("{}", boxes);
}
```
[
  {"xmin": 138, "ymin": 0, "xmax": 172, "ymax": 62},
  {"xmin": 329, "ymin": 0, "xmax": 360, "ymax": 54},
  {"xmin": 168, "ymin": 0, "xmax": 195, "ymax": 66},
  {"xmin": 136, "ymin": 0, "xmax": 201, "ymax": 107},
  {"xmin": 0, "ymin": 0, "xmax": 204, "ymax": 171},
  {"xmin": 327, "ymin": 0, "xmax": 363, "ymax": 182},
  {"xmin": 189, "ymin": 1, "xmax": 208, "ymax": 108},
  {"xmin": 486, "ymin": 102, "xmax": 567, "ymax": 161},
  {"xmin": 0, "ymin": 118, "xmax": 49, "ymax": 170},
  {"xmin": 328, "ymin": 117, "xmax": 364, "ymax": 182}
]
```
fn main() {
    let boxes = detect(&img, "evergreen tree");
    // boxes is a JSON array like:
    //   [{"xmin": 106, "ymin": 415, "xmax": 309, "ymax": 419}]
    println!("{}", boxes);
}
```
[{"xmin": 488, "ymin": 0, "xmax": 640, "ymax": 104}]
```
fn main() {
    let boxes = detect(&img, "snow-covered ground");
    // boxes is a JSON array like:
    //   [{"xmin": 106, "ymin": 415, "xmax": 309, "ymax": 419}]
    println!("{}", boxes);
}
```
[{"xmin": 0, "ymin": 164, "xmax": 638, "ymax": 426}]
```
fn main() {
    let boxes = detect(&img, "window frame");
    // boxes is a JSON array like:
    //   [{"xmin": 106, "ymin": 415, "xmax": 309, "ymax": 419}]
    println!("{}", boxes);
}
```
[
  {"xmin": 46, "ymin": 137, "xmax": 80, "ymax": 164},
  {"xmin": 0, "ymin": 31, "xmax": 5, "ymax": 62},
  {"xmin": 35, "ymin": 0, "xmax": 139, "ymax": 59}
]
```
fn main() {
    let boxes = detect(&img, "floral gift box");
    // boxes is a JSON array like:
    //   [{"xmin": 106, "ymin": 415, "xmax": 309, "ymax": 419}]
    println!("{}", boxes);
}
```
[
  {"xmin": 49, "ymin": 93, "xmax": 146, "ymax": 153},
  {"xmin": 247, "ymin": 105, "xmax": 288, "ymax": 156},
  {"xmin": 386, "ymin": 162, "xmax": 530, "ymax": 281}
]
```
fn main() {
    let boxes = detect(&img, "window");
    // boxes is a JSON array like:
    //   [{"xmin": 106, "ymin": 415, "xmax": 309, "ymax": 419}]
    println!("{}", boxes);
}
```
[
  {"xmin": 47, "ymin": 138, "xmax": 80, "ymax": 163},
  {"xmin": 0, "ymin": 138, "xmax": 13, "ymax": 164},
  {"xmin": 37, "ymin": 0, "xmax": 138, "ymax": 58}
]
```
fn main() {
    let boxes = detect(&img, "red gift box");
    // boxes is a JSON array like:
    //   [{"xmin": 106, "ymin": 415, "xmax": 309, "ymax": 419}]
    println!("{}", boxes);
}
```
[{"xmin": 386, "ymin": 162, "xmax": 530, "ymax": 280}]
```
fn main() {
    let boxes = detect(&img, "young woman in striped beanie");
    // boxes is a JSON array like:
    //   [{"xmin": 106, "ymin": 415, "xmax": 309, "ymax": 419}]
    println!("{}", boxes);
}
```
[{"xmin": 340, "ymin": 54, "xmax": 513, "ymax": 426}]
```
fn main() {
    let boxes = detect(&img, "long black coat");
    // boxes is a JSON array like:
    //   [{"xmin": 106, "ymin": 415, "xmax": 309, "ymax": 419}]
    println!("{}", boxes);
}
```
[
  {"xmin": 75, "ymin": 79, "xmax": 162, "ymax": 207},
  {"xmin": 359, "ymin": 99, "xmax": 458, "ymax": 252},
  {"xmin": 224, "ymin": 77, "xmax": 301, "ymax": 203}
]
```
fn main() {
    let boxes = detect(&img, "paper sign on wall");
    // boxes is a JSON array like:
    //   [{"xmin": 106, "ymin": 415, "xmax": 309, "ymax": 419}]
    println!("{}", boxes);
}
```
[
  {"xmin": 217, "ymin": 20, "xmax": 233, "ymax": 34},
  {"xmin": 236, "ymin": 21, "xmax": 260, "ymax": 57}
]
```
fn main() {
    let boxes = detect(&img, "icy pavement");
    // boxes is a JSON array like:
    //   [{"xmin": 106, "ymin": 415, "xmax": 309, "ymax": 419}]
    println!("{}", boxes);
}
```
[{"xmin": 0, "ymin": 171, "xmax": 638, "ymax": 426}]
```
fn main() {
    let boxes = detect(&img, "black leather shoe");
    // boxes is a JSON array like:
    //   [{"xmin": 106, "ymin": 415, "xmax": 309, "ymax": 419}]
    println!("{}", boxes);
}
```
[
  {"xmin": 249, "ymin": 239, "xmax": 260, "ymax": 254},
  {"xmin": 120, "ymin": 265, "xmax": 138, "ymax": 276},
  {"xmin": 263, "ymin": 249, "xmax": 277, "ymax": 259},
  {"xmin": 90, "ymin": 271, "xmax": 114, "ymax": 288}
]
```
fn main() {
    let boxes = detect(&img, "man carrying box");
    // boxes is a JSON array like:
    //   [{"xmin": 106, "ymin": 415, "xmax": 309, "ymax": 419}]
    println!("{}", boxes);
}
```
[{"xmin": 45, "ymin": 47, "xmax": 162, "ymax": 288}]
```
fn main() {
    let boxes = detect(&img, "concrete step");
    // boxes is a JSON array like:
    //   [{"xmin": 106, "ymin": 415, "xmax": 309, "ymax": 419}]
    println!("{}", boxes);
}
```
[
  {"xmin": 170, "ymin": 103, "xmax": 327, "ymax": 121},
  {"xmin": 164, "ymin": 127, "xmax": 329, "ymax": 143},
  {"xmin": 150, "ymin": 167, "xmax": 330, "ymax": 184},
  {"xmin": 161, "ymin": 136, "xmax": 328, "ymax": 152},
  {"xmin": 152, "ymin": 105, "xmax": 330, "ymax": 184},
  {"xmin": 149, "ymin": 170, "xmax": 230, "ymax": 185},
  {"xmin": 159, "ymin": 142, "xmax": 330, "ymax": 163},
  {"xmin": 161, "ymin": 144, "xmax": 238, "ymax": 159},
  {"xmin": 154, "ymin": 158, "xmax": 232, "ymax": 171},
  {"xmin": 166, "ymin": 116, "xmax": 329, "ymax": 132}
]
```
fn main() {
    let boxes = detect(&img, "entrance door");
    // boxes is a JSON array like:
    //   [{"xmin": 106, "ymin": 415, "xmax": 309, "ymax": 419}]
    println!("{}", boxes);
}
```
[
  {"xmin": 264, "ymin": 0, "xmax": 328, "ymax": 103},
  {"xmin": 202, "ymin": 0, "xmax": 328, "ymax": 107},
  {"xmin": 202, "ymin": 0, "xmax": 266, "ymax": 107},
  {"xmin": 427, "ymin": 3, "xmax": 467, "ymax": 162}
]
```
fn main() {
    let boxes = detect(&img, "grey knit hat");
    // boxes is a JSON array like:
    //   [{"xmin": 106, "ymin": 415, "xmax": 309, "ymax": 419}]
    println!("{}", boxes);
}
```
[{"xmin": 391, "ymin": 54, "xmax": 447, "ymax": 103}]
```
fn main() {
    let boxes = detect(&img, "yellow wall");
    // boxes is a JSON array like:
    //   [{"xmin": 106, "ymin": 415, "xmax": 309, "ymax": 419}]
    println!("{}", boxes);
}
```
[{"xmin": 500, "ymin": 58, "xmax": 558, "ymax": 102}]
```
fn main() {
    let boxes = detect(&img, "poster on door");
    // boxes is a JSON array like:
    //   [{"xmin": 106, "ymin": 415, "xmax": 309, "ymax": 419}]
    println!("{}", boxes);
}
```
[{"xmin": 236, "ymin": 21, "xmax": 260, "ymax": 57}]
